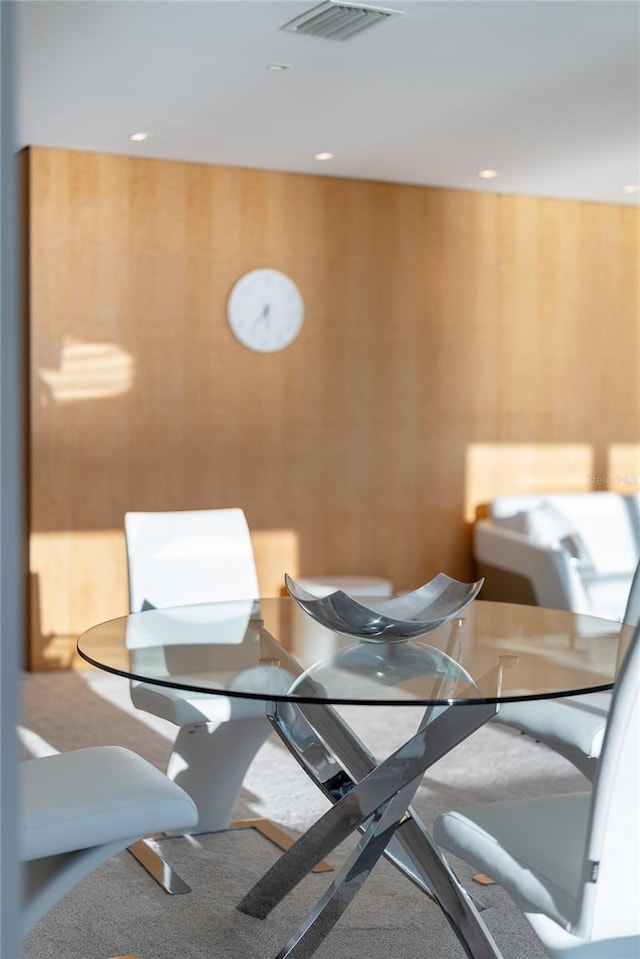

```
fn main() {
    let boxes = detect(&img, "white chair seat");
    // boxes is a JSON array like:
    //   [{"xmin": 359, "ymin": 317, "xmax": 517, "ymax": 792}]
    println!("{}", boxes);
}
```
[
  {"xmin": 434, "ymin": 792, "xmax": 590, "ymax": 927},
  {"xmin": 582, "ymin": 573, "xmax": 635, "ymax": 623},
  {"xmin": 22, "ymin": 746, "xmax": 197, "ymax": 861},
  {"xmin": 130, "ymin": 676, "xmax": 266, "ymax": 725},
  {"xmin": 526, "ymin": 917, "xmax": 640, "ymax": 959},
  {"xmin": 20, "ymin": 746, "xmax": 197, "ymax": 937},
  {"xmin": 497, "ymin": 693, "xmax": 610, "ymax": 758}
]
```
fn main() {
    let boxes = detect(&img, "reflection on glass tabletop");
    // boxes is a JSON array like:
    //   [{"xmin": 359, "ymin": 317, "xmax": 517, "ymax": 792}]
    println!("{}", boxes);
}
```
[{"xmin": 76, "ymin": 596, "xmax": 627, "ymax": 707}]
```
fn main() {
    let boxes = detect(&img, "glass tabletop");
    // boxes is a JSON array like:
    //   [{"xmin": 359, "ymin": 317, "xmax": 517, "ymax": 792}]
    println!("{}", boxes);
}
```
[{"xmin": 76, "ymin": 597, "xmax": 630, "ymax": 707}]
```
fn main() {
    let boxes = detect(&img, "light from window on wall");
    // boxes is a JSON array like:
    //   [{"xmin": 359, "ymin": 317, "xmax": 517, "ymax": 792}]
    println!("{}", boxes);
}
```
[{"xmin": 39, "ymin": 339, "xmax": 135, "ymax": 404}]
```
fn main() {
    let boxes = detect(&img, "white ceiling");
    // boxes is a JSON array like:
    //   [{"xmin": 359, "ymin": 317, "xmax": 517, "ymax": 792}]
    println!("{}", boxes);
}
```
[{"xmin": 14, "ymin": 0, "xmax": 640, "ymax": 205}]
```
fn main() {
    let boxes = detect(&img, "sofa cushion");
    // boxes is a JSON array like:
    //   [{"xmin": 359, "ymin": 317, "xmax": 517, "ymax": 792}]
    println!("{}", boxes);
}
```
[
  {"xmin": 494, "ymin": 501, "xmax": 595, "ymax": 571},
  {"xmin": 582, "ymin": 572, "xmax": 636, "ymax": 623},
  {"xmin": 491, "ymin": 493, "xmax": 638, "ymax": 576}
]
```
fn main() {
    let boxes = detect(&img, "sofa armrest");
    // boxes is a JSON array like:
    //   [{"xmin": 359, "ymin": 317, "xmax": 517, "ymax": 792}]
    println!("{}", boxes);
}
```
[{"xmin": 473, "ymin": 520, "xmax": 591, "ymax": 613}]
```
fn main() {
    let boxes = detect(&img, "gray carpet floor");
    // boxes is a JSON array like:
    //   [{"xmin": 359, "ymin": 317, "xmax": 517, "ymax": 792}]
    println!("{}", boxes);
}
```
[{"xmin": 20, "ymin": 669, "xmax": 589, "ymax": 959}]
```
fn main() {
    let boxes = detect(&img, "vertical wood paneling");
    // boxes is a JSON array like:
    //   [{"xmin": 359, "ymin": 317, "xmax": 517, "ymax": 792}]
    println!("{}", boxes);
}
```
[{"xmin": 28, "ymin": 148, "xmax": 640, "ymax": 668}]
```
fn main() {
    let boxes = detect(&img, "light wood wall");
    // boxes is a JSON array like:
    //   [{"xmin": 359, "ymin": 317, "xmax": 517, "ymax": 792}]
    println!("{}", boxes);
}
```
[{"xmin": 27, "ymin": 147, "xmax": 640, "ymax": 669}]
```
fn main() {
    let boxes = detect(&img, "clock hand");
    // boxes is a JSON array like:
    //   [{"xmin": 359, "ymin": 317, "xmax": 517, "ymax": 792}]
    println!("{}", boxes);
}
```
[{"xmin": 252, "ymin": 304, "xmax": 271, "ymax": 332}]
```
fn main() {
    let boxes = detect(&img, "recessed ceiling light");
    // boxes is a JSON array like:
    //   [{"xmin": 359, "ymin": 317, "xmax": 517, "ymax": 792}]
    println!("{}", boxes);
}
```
[
  {"xmin": 314, "ymin": 152, "xmax": 334, "ymax": 161},
  {"xmin": 129, "ymin": 131, "xmax": 152, "ymax": 142},
  {"xmin": 266, "ymin": 63, "xmax": 291, "ymax": 71},
  {"xmin": 478, "ymin": 169, "xmax": 498, "ymax": 179},
  {"xmin": 622, "ymin": 184, "xmax": 639, "ymax": 194}
]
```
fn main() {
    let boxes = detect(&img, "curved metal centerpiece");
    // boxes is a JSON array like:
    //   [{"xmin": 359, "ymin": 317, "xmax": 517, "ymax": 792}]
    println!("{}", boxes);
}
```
[{"xmin": 285, "ymin": 572, "xmax": 484, "ymax": 643}]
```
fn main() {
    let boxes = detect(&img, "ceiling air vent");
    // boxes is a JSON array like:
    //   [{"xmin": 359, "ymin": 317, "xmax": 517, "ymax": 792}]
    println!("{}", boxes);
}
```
[{"xmin": 280, "ymin": 1, "xmax": 401, "ymax": 41}]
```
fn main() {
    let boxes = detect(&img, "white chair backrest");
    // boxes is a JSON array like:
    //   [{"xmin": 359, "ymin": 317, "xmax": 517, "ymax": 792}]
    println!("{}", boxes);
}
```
[
  {"xmin": 623, "ymin": 559, "xmax": 640, "ymax": 627},
  {"xmin": 125, "ymin": 601, "xmax": 255, "ymax": 650},
  {"xmin": 124, "ymin": 509, "xmax": 259, "ymax": 612},
  {"xmin": 574, "ymin": 620, "xmax": 640, "ymax": 940}
]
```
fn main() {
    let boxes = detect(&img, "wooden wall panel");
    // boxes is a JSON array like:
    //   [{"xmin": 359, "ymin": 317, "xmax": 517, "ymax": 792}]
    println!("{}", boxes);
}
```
[
  {"xmin": 28, "ymin": 147, "xmax": 640, "ymax": 668},
  {"xmin": 464, "ymin": 444, "xmax": 596, "ymax": 523}
]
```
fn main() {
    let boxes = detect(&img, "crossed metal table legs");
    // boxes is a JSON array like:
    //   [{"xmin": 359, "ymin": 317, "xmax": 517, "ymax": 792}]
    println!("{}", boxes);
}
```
[{"xmin": 238, "ymin": 698, "xmax": 504, "ymax": 959}]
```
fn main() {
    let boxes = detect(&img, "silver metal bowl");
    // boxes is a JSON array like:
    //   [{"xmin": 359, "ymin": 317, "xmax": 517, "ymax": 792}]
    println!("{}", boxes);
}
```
[{"xmin": 285, "ymin": 572, "xmax": 484, "ymax": 643}]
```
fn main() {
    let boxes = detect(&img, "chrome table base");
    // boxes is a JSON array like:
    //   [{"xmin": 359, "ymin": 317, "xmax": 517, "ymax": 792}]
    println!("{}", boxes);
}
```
[
  {"xmin": 238, "ymin": 699, "xmax": 503, "ymax": 959},
  {"xmin": 229, "ymin": 818, "xmax": 333, "ymax": 874}
]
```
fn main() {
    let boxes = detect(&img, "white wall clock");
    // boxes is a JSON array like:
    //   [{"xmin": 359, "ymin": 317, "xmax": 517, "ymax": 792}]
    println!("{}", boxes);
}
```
[{"xmin": 227, "ymin": 268, "xmax": 304, "ymax": 353}]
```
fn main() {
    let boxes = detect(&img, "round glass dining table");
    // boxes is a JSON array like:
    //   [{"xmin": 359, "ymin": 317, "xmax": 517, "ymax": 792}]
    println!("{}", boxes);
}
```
[{"xmin": 77, "ymin": 598, "xmax": 628, "ymax": 959}]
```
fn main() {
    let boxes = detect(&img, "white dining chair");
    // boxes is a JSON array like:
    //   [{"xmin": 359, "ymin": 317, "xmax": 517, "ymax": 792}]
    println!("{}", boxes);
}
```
[
  {"xmin": 123, "ymin": 508, "xmax": 296, "ymax": 891},
  {"xmin": 21, "ymin": 746, "xmax": 197, "ymax": 939},
  {"xmin": 434, "ymin": 619, "xmax": 640, "ymax": 959},
  {"xmin": 492, "ymin": 557, "xmax": 640, "ymax": 780}
]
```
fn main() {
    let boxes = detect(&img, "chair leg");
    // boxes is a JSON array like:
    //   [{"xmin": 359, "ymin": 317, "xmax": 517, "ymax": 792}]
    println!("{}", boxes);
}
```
[
  {"xmin": 129, "ymin": 719, "xmax": 333, "ymax": 893},
  {"xmin": 127, "ymin": 837, "xmax": 192, "ymax": 895},
  {"xmin": 165, "ymin": 720, "xmax": 273, "ymax": 833},
  {"xmin": 473, "ymin": 873, "xmax": 496, "ymax": 886},
  {"xmin": 129, "ymin": 820, "xmax": 333, "ymax": 896}
]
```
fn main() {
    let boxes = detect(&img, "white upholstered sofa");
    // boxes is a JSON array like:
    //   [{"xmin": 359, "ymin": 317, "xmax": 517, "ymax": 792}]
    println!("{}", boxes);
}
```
[{"xmin": 473, "ymin": 491, "xmax": 640, "ymax": 620}]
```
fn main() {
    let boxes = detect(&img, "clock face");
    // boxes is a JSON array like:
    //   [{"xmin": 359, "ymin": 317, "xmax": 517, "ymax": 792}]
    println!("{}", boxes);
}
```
[{"xmin": 227, "ymin": 269, "xmax": 304, "ymax": 353}]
